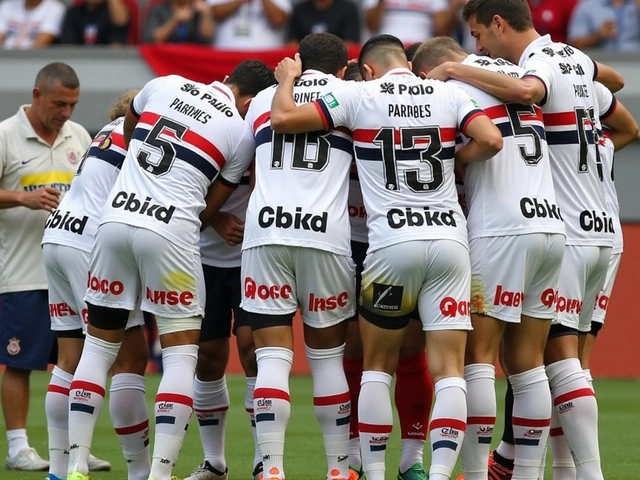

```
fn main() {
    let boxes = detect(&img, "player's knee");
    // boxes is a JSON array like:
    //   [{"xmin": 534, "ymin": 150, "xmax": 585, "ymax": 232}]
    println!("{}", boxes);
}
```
[
  {"xmin": 196, "ymin": 340, "xmax": 229, "ymax": 379},
  {"xmin": 54, "ymin": 333, "xmax": 84, "ymax": 373},
  {"xmin": 235, "ymin": 327, "xmax": 257, "ymax": 376},
  {"xmin": 112, "ymin": 328, "xmax": 149, "ymax": 376},
  {"xmin": 399, "ymin": 319, "xmax": 425, "ymax": 357}
]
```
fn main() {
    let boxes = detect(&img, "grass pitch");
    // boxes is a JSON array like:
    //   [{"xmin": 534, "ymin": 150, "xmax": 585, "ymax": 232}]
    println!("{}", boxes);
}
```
[{"xmin": 0, "ymin": 373, "xmax": 638, "ymax": 479}]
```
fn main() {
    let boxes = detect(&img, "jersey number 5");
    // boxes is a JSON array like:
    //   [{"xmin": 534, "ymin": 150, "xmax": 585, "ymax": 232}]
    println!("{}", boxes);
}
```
[{"xmin": 137, "ymin": 117, "xmax": 188, "ymax": 177}]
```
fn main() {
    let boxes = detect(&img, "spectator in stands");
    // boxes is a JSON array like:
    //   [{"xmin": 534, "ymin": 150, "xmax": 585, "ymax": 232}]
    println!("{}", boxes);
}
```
[
  {"xmin": 287, "ymin": 0, "xmax": 360, "ymax": 45},
  {"xmin": 0, "ymin": 62, "xmax": 92, "ymax": 472},
  {"xmin": 144, "ymin": 0, "xmax": 213, "ymax": 44},
  {"xmin": 568, "ymin": 0, "xmax": 640, "ymax": 51},
  {"xmin": 207, "ymin": 0, "xmax": 291, "ymax": 50},
  {"xmin": 363, "ymin": 0, "xmax": 451, "ymax": 44},
  {"xmin": 60, "ymin": 0, "xmax": 130, "ymax": 46},
  {"xmin": 0, "ymin": 0, "xmax": 65, "ymax": 49},
  {"xmin": 528, "ymin": 0, "xmax": 577, "ymax": 44}
]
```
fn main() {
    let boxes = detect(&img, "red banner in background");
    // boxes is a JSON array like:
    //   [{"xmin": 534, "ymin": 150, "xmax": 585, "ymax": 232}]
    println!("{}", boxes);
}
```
[{"xmin": 138, "ymin": 44, "xmax": 362, "ymax": 83}]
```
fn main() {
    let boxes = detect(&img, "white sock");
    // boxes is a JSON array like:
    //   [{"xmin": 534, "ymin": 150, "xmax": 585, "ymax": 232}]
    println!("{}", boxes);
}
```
[
  {"xmin": 583, "ymin": 369, "xmax": 594, "ymax": 392},
  {"xmin": 546, "ymin": 359, "xmax": 603, "ymax": 480},
  {"xmin": 68, "ymin": 334, "xmax": 120, "ymax": 475},
  {"xmin": 349, "ymin": 437, "xmax": 361, "ymax": 471},
  {"xmin": 549, "ymin": 408, "xmax": 576, "ymax": 480},
  {"xmin": 7, "ymin": 429, "xmax": 30, "ymax": 459},
  {"xmin": 461, "ymin": 364, "xmax": 495, "ymax": 480},
  {"xmin": 46, "ymin": 366, "xmax": 73, "ymax": 478},
  {"xmin": 194, "ymin": 376, "xmax": 229, "ymax": 472},
  {"xmin": 510, "ymin": 367, "xmax": 551, "ymax": 480},
  {"xmin": 306, "ymin": 344, "xmax": 351, "ymax": 479},
  {"xmin": 429, "ymin": 377, "xmax": 467, "ymax": 480},
  {"xmin": 358, "ymin": 371, "xmax": 393, "ymax": 480},
  {"xmin": 399, "ymin": 439, "xmax": 425, "ymax": 473},
  {"xmin": 254, "ymin": 347, "xmax": 293, "ymax": 480},
  {"xmin": 149, "ymin": 344, "xmax": 199, "ymax": 480},
  {"xmin": 244, "ymin": 376, "xmax": 261, "ymax": 471},
  {"xmin": 110, "ymin": 373, "xmax": 151, "ymax": 480}
]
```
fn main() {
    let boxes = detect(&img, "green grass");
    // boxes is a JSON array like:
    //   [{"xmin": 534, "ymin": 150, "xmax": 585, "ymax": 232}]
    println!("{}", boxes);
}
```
[{"xmin": 0, "ymin": 374, "xmax": 639, "ymax": 479}]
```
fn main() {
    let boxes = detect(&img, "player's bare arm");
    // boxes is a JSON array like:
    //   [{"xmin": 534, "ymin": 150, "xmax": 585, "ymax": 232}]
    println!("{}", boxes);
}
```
[
  {"xmin": 271, "ymin": 53, "xmax": 326, "ymax": 134},
  {"xmin": 595, "ymin": 61, "xmax": 625, "ymax": 94},
  {"xmin": 200, "ymin": 178, "xmax": 237, "ymax": 230},
  {"xmin": 0, "ymin": 186, "xmax": 60, "ymax": 211},
  {"xmin": 123, "ymin": 106, "xmax": 139, "ymax": 148},
  {"xmin": 212, "ymin": 211, "xmax": 245, "ymax": 246},
  {"xmin": 427, "ymin": 61, "xmax": 546, "ymax": 105},
  {"xmin": 455, "ymin": 115, "xmax": 503, "ymax": 164},
  {"xmin": 602, "ymin": 99, "xmax": 640, "ymax": 151}
]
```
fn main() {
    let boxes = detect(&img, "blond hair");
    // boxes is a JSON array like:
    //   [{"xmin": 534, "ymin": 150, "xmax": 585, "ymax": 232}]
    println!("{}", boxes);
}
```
[{"xmin": 108, "ymin": 89, "xmax": 141, "ymax": 121}]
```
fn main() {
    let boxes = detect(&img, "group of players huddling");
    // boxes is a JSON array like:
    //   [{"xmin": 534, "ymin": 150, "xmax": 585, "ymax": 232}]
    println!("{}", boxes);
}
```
[{"xmin": 39, "ymin": 1, "xmax": 637, "ymax": 480}]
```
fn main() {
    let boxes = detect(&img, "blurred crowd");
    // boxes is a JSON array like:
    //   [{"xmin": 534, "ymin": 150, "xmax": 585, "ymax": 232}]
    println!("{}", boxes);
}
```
[{"xmin": 0, "ymin": 0, "xmax": 639, "ymax": 51}]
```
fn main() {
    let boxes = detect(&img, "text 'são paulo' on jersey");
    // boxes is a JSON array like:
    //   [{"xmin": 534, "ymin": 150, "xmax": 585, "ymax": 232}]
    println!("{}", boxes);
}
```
[
  {"xmin": 43, "ymin": 118, "xmax": 127, "ymax": 252},
  {"xmin": 243, "ymin": 70, "xmax": 354, "ymax": 256},
  {"xmin": 100, "ymin": 75, "xmax": 255, "ymax": 252},
  {"xmin": 453, "ymin": 54, "xmax": 565, "ymax": 240},
  {"xmin": 519, "ymin": 35, "xmax": 611, "ymax": 247},
  {"xmin": 313, "ymin": 68, "xmax": 484, "ymax": 253}
]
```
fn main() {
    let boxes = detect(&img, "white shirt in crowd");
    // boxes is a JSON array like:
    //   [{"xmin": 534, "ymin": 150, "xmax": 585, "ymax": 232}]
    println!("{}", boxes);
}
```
[{"xmin": 0, "ymin": 0, "xmax": 65, "ymax": 49}]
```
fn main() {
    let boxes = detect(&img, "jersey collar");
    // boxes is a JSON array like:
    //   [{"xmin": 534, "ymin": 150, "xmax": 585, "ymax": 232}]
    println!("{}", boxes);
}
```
[
  {"xmin": 300, "ymin": 69, "xmax": 334, "ymax": 78},
  {"xmin": 209, "ymin": 81, "xmax": 234, "ymax": 102},
  {"xmin": 518, "ymin": 34, "xmax": 552, "ymax": 67},
  {"xmin": 17, "ymin": 104, "xmax": 73, "ymax": 144},
  {"xmin": 382, "ymin": 67, "xmax": 414, "ymax": 78}
]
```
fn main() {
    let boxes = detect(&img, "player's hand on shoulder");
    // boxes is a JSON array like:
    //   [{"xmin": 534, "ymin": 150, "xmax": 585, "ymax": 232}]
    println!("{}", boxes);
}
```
[
  {"xmin": 426, "ymin": 62, "xmax": 454, "ymax": 82},
  {"xmin": 19, "ymin": 186, "xmax": 60, "ymax": 212},
  {"xmin": 275, "ymin": 53, "xmax": 303, "ymax": 83},
  {"xmin": 212, "ymin": 211, "xmax": 245, "ymax": 246}
]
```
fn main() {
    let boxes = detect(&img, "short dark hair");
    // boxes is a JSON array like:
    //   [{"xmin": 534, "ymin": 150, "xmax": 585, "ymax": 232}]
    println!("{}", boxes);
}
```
[
  {"xmin": 462, "ymin": 0, "xmax": 533, "ymax": 32},
  {"xmin": 35, "ymin": 62, "xmax": 80, "ymax": 91},
  {"xmin": 404, "ymin": 43, "xmax": 421, "ymax": 62},
  {"xmin": 298, "ymin": 33, "xmax": 348, "ymax": 75},
  {"xmin": 226, "ymin": 60, "xmax": 276, "ymax": 97},
  {"xmin": 412, "ymin": 37, "xmax": 468, "ymax": 74},
  {"xmin": 358, "ymin": 34, "xmax": 407, "ymax": 74},
  {"xmin": 344, "ymin": 63, "xmax": 362, "ymax": 81}
]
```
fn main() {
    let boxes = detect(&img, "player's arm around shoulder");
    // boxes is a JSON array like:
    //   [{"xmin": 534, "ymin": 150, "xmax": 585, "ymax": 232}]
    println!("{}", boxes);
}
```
[{"xmin": 601, "ymin": 98, "xmax": 640, "ymax": 151}]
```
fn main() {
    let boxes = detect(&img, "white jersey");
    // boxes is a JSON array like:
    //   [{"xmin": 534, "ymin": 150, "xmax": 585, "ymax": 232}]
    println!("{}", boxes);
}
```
[
  {"xmin": 314, "ymin": 67, "xmax": 483, "ymax": 253},
  {"xmin": 519, "ymin": 35, "xmax": 611, "ymax": 247},
  {"xmin": 593, "ymin": 82, "xmax": 623, "ymax": 254},
  {"xmin": 43, "ymin": 118, "xmax": 127, "ymax": 253},
  {"xmin": 454, "ymin": 54, "xmax": 565, "ymax": 240},
  {"xmin": 199, "ymin": 170, "xmax": 251, "ymax": 267},
  {"xmin": 100, "ymin": 75, "xmax": 255, "ymax": 253},
  {"xmin": 349, "ymin": 161, "xmax": 368, "ymax": 244},
  {"xmin": 243, "ymin": 70, "xmax": 353, "ymax": 256}
]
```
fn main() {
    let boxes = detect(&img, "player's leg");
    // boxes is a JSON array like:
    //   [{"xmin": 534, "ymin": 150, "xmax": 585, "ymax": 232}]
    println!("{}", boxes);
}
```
[
  {"xmin": 67, "ymin": 223, "xmax": 139, "ymax": 479},
  {"xmin": 544, "ymin": 246, "xmax": 610, "ymax": 480},
  {"xmin": 358, "ymin": 242, "xmax": 425, "ymax": 480},
  {"xmin": 297, "ymin": 248, "xmax": 357, "ymax": 480},
  {"xmin": 419, "ymin": 240, "xmax": 471, "ymax": 480},
  {"xmin": 241, "ymin": 246, "xmax": 298, "ymax": 480},
  {"xmin": 0, "ymin": 289, "xmax": 54, "ymax": 471},
  {"xmin": 110, "ymin": 319, "xmax": 151, "ymax": 480},
  {"xmin": 396, "ymin": 320, "xmax": 431, "ymax": 480},
  {"xmin": 343, "ymin": 240, "xmax": 367, "ymax": 475},
  {"xmin": 185, "ymin": 265, "xmax": 234, "ymax": 480}
]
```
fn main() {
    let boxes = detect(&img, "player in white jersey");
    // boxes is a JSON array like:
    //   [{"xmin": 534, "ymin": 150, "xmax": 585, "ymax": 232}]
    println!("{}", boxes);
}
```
[
  {"xmin": 413, "ymin": 36, "xmax": 566, "ymax": 480},
  {"xmin": 425, "ymin": 1, "xmax": 626, "ymax": 477},
  {"xmin": 271, "ymin": 34, "xmax": 503, "ymax": 480},
  {"xmin": 341, "ymin": 60, "xmax": 434, "ymax": 480},
  {"xmin": 41, "ymin": 91, "xmax": 151, "ymax": 480},
  {"xmin": 66, "ymin": 61, "xmax": 264, "ymax": 480},
  {"xmin": 241, "ymin": 33, "xmax": 356, "ymax": 480}
]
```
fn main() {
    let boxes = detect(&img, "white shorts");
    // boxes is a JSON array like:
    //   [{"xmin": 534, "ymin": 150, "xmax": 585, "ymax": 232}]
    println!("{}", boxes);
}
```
[
  {"xmin": 43, "ymin": 243, "xmax": 144, "ymax": 332},
  {"xmin": 553, "ymin": 245, "xmax": 612, "ymax": 332},
  {"xmin": 470, "ymin": 233, "xmax": 565, "ymax": 322},
  {"xmin": 85, "ymin": 222, "xmax": 205, "ymax": 319},
  {"xmin": 240, "ymin": 245, "xmax": 356, "ymax": 329},
  {"xmin": 360, "ymin": 240, "xmax": 472, "ymax": 332},
  {"xmin": 591, "ymin": 252, "xmax": 621, "ymax": 325}
]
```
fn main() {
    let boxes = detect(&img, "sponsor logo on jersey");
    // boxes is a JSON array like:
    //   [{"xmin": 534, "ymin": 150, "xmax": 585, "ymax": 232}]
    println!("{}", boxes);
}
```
[
  {"xmin": 439, "ymin": 297, "xmax": 470, "ymax": 317},
  {"xmin": 87, "ymin": 272, "xmax": 124, "ymax": 296},
  {"xmin": 371, "ymin": 283, "xmax": 403, "ymax": 311},
  {"xmin": 244, "ymin": 277, "xmax": 292, "ymax": 300},
  {"xmin": 308, "ymin": 292, "xmax": 349, "ymax": 312},
  {"xmin": 111, "ymin": 191, "xmax": 176, "ymax": 224},
  {"xmin": 45, "ymin": 209, "xmax": 89, "ymax": 235},
  {"xmin": 579, "ymin": 210, "xmax": 614, "ymax": 233},
  {"xmin": 520, "ymin": 197, "xmax": 563, "ymax": 221},
  {"xmin": 49, "ymin": 302, "xmax": 78, "ymax": 318},
  {"xmin": 493, "ymin": 285, "xmax": 525, "ymax": 307},
  {"xmin": 322, "ymin": 93, "xmax": 339, "ymax": 109},
  {"xmin": 387, "ymin": 207, "xmax": 457, "ymax": 229},
  {"xmin": 258, "ymin": 206, "xmax": 328, "ymax": 233},
  {"xmin": 145, "ymin": 287, "xmax": 194, "ymax": 306}
]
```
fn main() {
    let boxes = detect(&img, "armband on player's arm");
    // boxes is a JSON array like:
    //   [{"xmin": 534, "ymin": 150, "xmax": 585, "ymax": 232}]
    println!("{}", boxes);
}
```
[
  {"xmin": 601, "ymin": 98, "xmax": 640, "ymax": 151},
  {"xmin": 199, "ymin": 177, "xmax": 237, "ymax": 230},
  {"xmin": 455, "ymin": 115, "xmax": 503, "ymax": 163},
  {"xmin": 594, "ymin": 61, "xmax": 624, "ymax": 94},
  {"xmin": 123, "ymin": 103, "xmax": 140, "ymax": 148}
]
